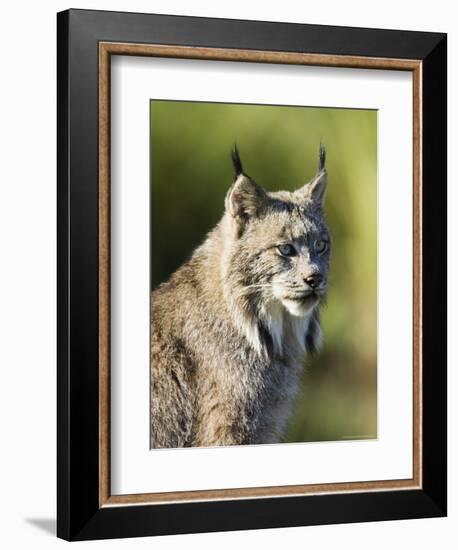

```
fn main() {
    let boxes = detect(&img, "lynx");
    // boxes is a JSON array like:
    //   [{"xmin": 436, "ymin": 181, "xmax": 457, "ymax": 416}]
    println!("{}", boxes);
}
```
[{"xmin": 151, "ymin": 145, "xmax": 330, "ymax": 448}]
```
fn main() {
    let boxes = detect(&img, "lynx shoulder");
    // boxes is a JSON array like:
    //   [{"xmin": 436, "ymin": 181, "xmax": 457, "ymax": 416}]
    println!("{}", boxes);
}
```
[{"xmin": 151, "ymin": 145, "xmax": 330, "ymax": 448}]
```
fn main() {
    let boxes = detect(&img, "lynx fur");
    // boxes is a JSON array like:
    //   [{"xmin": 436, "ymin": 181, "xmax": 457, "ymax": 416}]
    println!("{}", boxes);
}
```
[{"xmin": 151, "ymin": 145, "xmax": 331, "ymax": 448}]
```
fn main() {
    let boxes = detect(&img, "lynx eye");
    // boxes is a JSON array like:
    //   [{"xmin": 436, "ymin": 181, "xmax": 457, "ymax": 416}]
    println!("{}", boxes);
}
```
[
  {"xmin": 314, "ymin": 239, "xmax": 328, "ymax": 254},
  {"xmin": 277, "ymin": 243, "xmax": 297, "ymax": 257}
]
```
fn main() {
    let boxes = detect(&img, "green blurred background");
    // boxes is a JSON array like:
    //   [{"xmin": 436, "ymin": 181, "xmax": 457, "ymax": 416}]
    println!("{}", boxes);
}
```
[{"xmin": 150, "ymin": 100, "xmax": 377, "ymax": 443}]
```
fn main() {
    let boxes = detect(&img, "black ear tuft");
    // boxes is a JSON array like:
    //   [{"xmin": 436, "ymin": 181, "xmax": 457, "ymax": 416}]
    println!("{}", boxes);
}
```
[
  {"xmin": 231, "ymin": 144, "xmax": 244, "ymax": 176},
  {"xmin": 318, "ymin": 142, "xmax": 326, "ymax": 172}
]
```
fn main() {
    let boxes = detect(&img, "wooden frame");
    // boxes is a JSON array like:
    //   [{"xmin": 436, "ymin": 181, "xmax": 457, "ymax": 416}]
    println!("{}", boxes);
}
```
[{"xmin": 58, "ymin": 8, "xmax": 447, "ymax": 541}]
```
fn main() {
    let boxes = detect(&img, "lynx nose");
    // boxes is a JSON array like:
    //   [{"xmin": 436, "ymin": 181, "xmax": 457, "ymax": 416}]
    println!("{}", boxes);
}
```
[{"xmin": 304, "ymin": 273, "xmax": 323, "ymax": 289}]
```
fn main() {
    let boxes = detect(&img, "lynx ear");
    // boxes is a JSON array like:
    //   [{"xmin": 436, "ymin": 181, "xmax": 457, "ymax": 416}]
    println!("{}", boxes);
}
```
[
  {"xmin": 296, "ymin": 143, "xmax": 327, "ymax": 207},
  {"xmin": 225, "ymin": 175, "xmax": 268, "ymax": 220},
  {"xmin": 225, "ymin": 146, "xmax": 269, "ymax": 224}
]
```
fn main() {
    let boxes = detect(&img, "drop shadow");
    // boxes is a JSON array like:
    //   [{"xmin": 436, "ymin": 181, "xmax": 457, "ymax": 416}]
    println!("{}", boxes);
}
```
[{"xmin": 25, "ymin": 518, "xmax": 56, "ymax": 536}]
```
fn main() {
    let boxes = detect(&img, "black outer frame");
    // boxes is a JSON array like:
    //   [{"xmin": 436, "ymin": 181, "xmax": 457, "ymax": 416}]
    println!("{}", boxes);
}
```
[{"xmin": 57, "ymin": 9, "xmax": 447, "ymax": 541}]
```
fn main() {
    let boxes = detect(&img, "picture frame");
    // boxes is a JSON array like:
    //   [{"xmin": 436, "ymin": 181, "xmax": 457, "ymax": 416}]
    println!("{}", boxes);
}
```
[{"xmin": 57, "ymin": 8, "xmax": 447, "ymax": 541}]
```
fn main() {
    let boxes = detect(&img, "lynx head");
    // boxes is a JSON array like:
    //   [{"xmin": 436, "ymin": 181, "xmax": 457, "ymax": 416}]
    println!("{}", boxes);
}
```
[{"xmin": 222, "ymin": 144, "xmax": 330, "ymax": 353}]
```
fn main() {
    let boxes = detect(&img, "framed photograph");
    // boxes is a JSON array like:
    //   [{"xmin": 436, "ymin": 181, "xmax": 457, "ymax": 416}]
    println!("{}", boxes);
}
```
[{"xmin": 57, "ymin": 9, "xmax": 447, "ymax": 541}]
